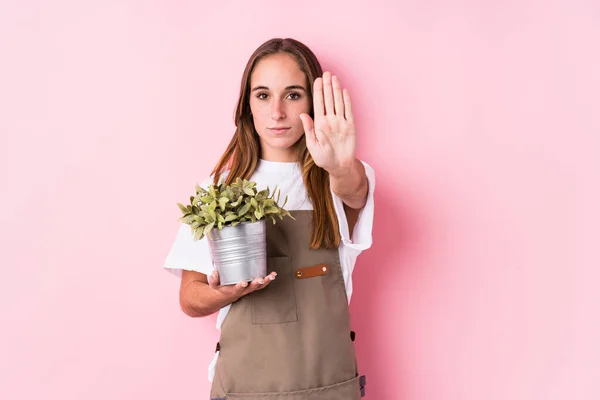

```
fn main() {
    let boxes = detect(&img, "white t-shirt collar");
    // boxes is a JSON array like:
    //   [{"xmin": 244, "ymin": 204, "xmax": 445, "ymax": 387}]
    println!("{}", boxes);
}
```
[{"xmin": 256, "ymin": 159, "xmax": 301, "ymax": 175}]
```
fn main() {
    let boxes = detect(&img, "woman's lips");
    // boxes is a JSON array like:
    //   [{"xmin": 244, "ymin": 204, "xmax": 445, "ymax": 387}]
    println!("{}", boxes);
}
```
[{"xmin": 268, "ymin": 127, "xmax": 291, "ymax": 135}]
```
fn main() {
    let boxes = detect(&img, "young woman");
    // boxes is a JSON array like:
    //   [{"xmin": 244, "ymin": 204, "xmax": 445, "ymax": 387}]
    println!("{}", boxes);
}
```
[{"xmin": 164, "ymin": 37, "xmax": 375, "ymax": 399}]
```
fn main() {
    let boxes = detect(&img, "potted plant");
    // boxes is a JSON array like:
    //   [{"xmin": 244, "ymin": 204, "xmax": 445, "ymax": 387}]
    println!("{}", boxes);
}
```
[{"xmin": 177, "ymin": 178, "xmax": 294, "ymax": 285}]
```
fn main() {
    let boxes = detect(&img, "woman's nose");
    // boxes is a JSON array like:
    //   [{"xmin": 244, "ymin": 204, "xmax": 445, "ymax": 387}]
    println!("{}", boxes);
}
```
[{"xmin": 271, "ymin": 100, "xmax": 286, "ymax": 120}]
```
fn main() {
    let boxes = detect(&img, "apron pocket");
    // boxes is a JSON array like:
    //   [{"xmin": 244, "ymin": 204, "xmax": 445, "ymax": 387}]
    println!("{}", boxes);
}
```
[{"xmin": 250, "ymin": 256, "xmax": 298, "ymax": 324}]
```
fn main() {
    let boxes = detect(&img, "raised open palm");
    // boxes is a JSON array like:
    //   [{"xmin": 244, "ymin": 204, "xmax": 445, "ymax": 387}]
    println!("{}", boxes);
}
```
[{"xmin": 299, "ymin": 71, "xmax": 357, "ymax": 176}]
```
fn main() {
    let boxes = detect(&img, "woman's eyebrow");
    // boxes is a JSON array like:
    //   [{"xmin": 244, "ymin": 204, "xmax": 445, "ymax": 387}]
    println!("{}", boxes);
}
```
[{"xmin": 251, "ymin": 85, "xmax": 307, "ymax": 92}]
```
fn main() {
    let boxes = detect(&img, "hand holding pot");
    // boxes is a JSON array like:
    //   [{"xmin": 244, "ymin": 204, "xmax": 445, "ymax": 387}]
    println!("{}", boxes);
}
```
[{"xmin": 208, "ymin": 270, "xmax": 277, "ymax": 302}]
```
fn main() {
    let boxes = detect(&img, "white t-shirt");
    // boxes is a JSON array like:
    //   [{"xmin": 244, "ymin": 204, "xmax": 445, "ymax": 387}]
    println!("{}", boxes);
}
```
[{"xmin": 163, "ymin": 159, "xmax": 375, "ymax": 380}]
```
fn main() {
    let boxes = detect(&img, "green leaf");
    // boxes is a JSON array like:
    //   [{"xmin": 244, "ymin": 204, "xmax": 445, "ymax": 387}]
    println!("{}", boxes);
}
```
[
  {"xmin": 231, "ymin": 221, "xmax": 241, "ymax": 227},
  {"xmin": 200, "ymin": 195, "xmax": 213, "ymax": 203},
  {"xmin": 203, "ymin": 222, "xmax": 215, "ymax": 236},
  {"xmin": 224, "ymin": 213, "xmax": 238, "ymax": 222},
  {"xmin": 217, "ymin": 213, "xmax": 225, "ymax": 223},
  {"xmin": 243, "ymin": 187, "xmax": 255, "ymax": 196},
  {"xmin": 208, "ymin": 200, "xmax": 217, "ymax": 212},
  {"xmin": 177, "ymin": 203, "xmax": 188, "ymax": 213},
  {"xmin": 237, "ymin": 202, "xmax": 251, "ymax": 217},
  {"xmin": 181, "ymin": 214, "xmax": 195, "ymax": 224},
  {"xmin": 283, "ymin": 209, "xmax": 295, "ymax": 220},
  {"xmin": 218, "ymin": 197, "xmax": 229, "ymax": 211},
  {"xmin": 193, "ymin": 194, "xmax": 203, "ymax": 206},
  {"xmin": 254, "ymin": 209, "xmax": 263, "ymax": 219},
  {"xmin": 250, "ymin": 197, "xmax": 258, "ymax": 209},
  {"xmin": 256, "ymin": 189, "xmax": 268, "ymax": 201}
]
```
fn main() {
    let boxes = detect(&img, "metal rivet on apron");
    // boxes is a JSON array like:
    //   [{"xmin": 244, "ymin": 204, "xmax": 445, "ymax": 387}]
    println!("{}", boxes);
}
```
[
  {"xmin": 296, "ymin": 271, "xmax": 302, "ymax": 277},
  {"xmin": 322, "ymin": 266, "xmax": 327, "ymax": 272}
]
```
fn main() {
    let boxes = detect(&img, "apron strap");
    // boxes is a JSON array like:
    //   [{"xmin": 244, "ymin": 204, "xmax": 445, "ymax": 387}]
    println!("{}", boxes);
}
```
[{"xmin": 360, "ymin": 374, "xmax": 367, "ymax": 397}]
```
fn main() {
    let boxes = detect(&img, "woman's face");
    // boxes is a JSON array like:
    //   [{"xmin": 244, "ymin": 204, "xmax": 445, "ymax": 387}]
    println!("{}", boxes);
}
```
[{"xmin": 249, "ymin": 53, "xmax": 311, "ymax": 162}]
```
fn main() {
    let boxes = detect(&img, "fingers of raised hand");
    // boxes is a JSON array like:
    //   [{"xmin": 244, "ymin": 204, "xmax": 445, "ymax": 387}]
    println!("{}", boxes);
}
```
[
  {"xmin": 343, "ymin": 88, "xmax": 353, "ymax": 123},
  {"xmin": 313, "ymin": 77, "xmax": 324, "ymax": 118},
  {"xmin": 322, "ymin": 71, "xmax": 335, "ymax": 116},
  {"xmin": 331, "ymin": 75, "xmax": 344, "ymax": 117},
  {"xmin": 317, "ymin": 72, "xmax": 352, "ymax": 122}
]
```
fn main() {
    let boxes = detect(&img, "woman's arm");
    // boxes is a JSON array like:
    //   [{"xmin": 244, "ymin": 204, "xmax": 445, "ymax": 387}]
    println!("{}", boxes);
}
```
[
  {"xmin": 329, "ymin": 158, "xmax": 369, "ymax": 238},
  {"xmin": 179, "ymin": 271, "xmax": 230, "ymax": 317},
  {"xmin": 329, "ymin": 158, "xmax": 368, "ymax": 210},
  {"xmin": 299, "ymin": 71, "xmax": 370, "ymax": 235},
  {"xmin": 179, "ymin": 270, "xmax": 277, "ymax": 317}
]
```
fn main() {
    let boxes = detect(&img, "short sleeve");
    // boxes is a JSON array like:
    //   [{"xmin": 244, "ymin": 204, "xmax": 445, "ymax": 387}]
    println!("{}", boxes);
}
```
[
  {"xmin": 163, "ymin": 223, "xmax": 215, "ymax": 278},
  {"xmin": 331, "ymin": 160, "xmax": 376, "ymax": 253},
  {"xmin": 163, "ymin": 176, "xmax": 216, "ymax": 278}
]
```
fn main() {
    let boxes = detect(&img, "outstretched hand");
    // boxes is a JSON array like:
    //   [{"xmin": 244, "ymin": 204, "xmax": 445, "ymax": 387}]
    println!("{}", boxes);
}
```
[
  {"xmin": 299, "ymin": 71, "xmax": 357, "ymax": 177},
  {"xmin": 208, "ymin": 270, "xmax": 277, "ymax": 302}
]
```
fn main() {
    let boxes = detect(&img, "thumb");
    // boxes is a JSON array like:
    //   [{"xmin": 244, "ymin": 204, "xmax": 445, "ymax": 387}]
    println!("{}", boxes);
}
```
[
  {"xmin": 299, "ymin": 113, "xmax": 317, "ymax": 146},
  {"xmin": 208, "ymin": 270, "xmax": 220, "ymax": 289}
]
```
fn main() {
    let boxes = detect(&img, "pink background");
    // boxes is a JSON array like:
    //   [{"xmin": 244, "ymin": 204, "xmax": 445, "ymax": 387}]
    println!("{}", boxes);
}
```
[{"xmin": 1, "ymin": 1, "xmax": 599, "ymax": 399}]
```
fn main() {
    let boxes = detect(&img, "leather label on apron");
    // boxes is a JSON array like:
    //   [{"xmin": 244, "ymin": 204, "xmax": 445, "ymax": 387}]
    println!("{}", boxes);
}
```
[{"xmin": 294, "ymin": 263, "xmax": 329, "ymax": 279}]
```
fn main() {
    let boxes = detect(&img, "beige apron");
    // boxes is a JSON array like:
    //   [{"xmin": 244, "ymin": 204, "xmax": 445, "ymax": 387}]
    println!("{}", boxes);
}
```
[{"xmin": 210, "ymin": 210, "xmax": 366, "ymax": 399}]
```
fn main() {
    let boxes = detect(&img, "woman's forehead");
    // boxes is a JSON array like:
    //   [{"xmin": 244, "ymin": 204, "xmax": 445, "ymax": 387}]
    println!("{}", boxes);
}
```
[{"xmin": 251, "ymin": 53, "xmax": 306, "ymax": 89}]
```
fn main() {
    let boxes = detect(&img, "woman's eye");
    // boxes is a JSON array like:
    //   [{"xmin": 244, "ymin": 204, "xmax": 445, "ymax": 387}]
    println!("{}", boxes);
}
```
[{"xmin": 256, "ymin": 92, "xmax": 300, "ymax": 100}]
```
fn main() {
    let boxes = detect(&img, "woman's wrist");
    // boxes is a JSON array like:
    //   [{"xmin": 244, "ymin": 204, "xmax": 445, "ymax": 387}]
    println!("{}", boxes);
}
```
[{"xmin": 329, "ymin": 159, "xmax": 368, "ymax": 209}]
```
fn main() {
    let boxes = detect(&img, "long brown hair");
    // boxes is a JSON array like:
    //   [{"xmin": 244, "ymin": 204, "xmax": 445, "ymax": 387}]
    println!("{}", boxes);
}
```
[{"xmin": 211, "ymin": 38, "xmax": 341, "ymax": 249}]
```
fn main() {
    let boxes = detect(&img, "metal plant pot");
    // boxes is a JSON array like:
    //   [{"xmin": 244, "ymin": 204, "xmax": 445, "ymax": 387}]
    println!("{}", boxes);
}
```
[{"xmin": 206, "ymin": 219, "xmax": 267, "ymax": 285}]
